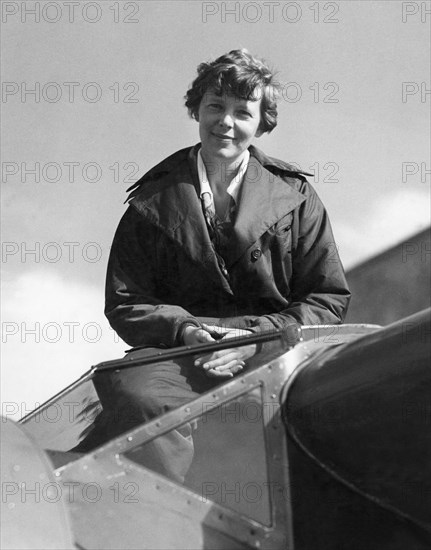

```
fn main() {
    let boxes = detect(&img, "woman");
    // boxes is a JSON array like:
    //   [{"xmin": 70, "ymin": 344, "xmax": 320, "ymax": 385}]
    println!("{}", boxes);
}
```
[{"xmin": 77, "ymin": 50, "xmax": 350, "ymax": 477}]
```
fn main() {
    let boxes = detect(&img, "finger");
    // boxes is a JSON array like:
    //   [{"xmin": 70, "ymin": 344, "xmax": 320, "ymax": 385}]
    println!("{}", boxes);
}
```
[
  {"xmin": 201, "ymin": 353, "xmax": 242, "ymax": 370},
  {"xmin": 230, "ymin": 364, "xmax": 245, "ymax": 375},
  {"xmin": 214, "ymin": 360, "xmax": 244, "ymax": 372},
  {"xmin": 219, "ymin": 331, "xmax": 237, "ymax": 340},
  {"xmin": 205, "ymin": 368, "xmax": 234, "ymax": 379},
  {"xmin": 194, "ymin": 352, "xmax": 215, "ymax": 367},
  {"xmin": 201, "ymin": 323, "xmax": 223, "ymax": 332},
  {"xmin": 221, "ymin": 329, "xmax": 251, "ymax": 340},
  {"xmin": 194, "ymin": 348, "xmax": 233, "ymax": 367},
  {"xmin": 201, "ymin": 324, "xmax": 229, "ymax": 340},
  {"xmin": 206, "ymin": 362, "xmax": 244, "ymax": 378},
  {"xmin": 196, "ymin": 329, "xmax": 216, "ymax": 343}
]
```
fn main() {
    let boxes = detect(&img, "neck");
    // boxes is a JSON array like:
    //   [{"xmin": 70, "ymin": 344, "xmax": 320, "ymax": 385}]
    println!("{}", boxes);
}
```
[{"xmin": 200, "ymin": 150, "xmax": 246, "ymax": 193}]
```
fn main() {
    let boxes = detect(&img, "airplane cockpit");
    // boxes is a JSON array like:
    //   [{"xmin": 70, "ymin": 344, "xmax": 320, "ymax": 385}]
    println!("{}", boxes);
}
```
[{"xmin": 2, "ymin": 310, "xmax": 430, "ymax": 550}]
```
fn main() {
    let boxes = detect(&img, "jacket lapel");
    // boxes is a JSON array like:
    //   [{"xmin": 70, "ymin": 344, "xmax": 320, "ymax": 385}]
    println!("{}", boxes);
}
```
[
  {"xmin": 226, "ymin": 156, "xmax": 306, "ymax": 266},
  {"xmin": 130, "ymin": 151, "xmax": 234, "ymax": 294}
]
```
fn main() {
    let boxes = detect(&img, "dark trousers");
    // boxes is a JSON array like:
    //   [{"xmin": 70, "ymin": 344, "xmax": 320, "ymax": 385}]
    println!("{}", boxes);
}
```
[{"xmin": 74, "ymin": 348, "xmax": 220, "ymax": 482}]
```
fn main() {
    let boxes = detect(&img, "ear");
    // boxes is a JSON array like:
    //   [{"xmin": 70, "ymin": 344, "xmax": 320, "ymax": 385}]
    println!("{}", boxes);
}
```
[{"xmin": 255, "ymin": 127, "xmax": 264, "ymax": 138}]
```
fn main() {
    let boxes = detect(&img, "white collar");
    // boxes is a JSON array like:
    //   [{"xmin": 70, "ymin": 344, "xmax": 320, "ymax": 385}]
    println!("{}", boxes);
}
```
[{"xmin": 197, "ymin": 148, "xmax": 250, "ymax": 204}]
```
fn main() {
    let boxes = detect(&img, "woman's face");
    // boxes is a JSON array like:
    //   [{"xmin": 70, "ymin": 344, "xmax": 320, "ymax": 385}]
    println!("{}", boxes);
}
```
[{"xmin": 197, "ymin": 90, "xmax": 262, "ymax": 164}]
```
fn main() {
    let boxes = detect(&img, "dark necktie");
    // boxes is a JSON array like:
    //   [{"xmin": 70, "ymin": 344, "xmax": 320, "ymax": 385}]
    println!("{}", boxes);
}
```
[{"xmin": 201, "ymin": 191, "xmax": 234, "ymax": 280}]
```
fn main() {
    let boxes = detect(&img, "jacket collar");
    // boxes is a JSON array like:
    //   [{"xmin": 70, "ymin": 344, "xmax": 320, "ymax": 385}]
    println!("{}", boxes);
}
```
[{"xmin": 129, "ymin": 144, "xmax": 306, "ymax": 288}]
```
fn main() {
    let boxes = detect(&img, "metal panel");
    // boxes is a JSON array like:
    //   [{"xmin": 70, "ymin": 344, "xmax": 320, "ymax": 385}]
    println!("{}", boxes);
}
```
[{"xmin": 1, "ymin": 418, "xmax": 75, "ymax": 550}]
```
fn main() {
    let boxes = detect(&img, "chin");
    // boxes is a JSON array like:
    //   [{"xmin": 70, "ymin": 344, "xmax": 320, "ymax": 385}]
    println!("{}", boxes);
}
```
[
  {"xmin": 211, "ymin": 146, "xmax": 240, "ymax": 160},
  {"xmin": 215, "ymin": 149, "xmax": 235, "ymax": 158}
]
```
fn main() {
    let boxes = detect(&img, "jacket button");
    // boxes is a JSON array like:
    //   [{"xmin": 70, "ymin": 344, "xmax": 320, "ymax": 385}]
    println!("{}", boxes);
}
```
[{"xmin": 251, "ymin": 248, "xmax": 262, "ymax": 261}]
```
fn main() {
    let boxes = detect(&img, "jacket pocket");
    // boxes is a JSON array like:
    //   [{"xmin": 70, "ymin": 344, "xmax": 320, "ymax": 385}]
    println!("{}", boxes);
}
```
[
  {"xmin": 274, "ymin": 212, "xmax": 293, "ymax": 234},
  {"xmin": 273, "ymin": 214, "xmax": 293, "ymax": 259}
]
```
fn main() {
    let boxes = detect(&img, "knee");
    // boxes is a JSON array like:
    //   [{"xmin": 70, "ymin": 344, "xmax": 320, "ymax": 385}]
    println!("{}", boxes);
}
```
[
  {"xmin": 94, "ymin": 361, "xmax": 196, "ymax": 428},
  {"xmin": 113, "ymin": 385, "xmax": 169, "ymax": 427}
]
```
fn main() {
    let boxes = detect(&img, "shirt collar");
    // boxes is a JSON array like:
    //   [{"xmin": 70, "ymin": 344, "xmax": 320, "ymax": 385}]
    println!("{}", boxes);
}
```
[{"xmin": 197, "ymin": 148, "xmax": 250, "ymax": 204}]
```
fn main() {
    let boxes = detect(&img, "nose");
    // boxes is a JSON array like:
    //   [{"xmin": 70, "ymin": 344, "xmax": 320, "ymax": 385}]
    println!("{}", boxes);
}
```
[{"xmin": 218, "ymin": 111, "xmax": 234, "ymax": 129}]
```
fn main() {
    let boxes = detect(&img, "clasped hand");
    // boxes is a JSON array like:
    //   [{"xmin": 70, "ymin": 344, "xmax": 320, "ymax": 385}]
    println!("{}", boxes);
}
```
[{"xmin": 182, "ymin": 323, "xmax": 257, "ymax": 378}]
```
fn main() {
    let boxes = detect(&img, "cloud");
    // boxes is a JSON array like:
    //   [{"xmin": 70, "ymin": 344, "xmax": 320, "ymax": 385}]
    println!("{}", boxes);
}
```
[
  {"xmin": 337, "ymin": 187, "xmax": 430, "ymax": 270},
  {"xmin": 1, "ymin": 270, "xmax": 126, "ymax": 420}
]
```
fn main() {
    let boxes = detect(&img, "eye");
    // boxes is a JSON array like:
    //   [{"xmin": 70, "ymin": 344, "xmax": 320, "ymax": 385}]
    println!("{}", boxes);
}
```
[
  {"xmin": 207, "ymin": 103, "xmax": 222, "ymax": 111},
  {"xmin": 237, "ymin": 109, "xmax": 252, "ymax": 118}
]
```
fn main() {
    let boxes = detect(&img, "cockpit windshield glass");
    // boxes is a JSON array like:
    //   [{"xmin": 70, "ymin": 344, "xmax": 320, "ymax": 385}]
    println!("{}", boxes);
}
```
[
  {"xmin": 17, "ymin": 331, "xmax": 297, "ymax": 476},
  {"xmin": 124, "ymin": 386, "xmax": 272, "ymax": 526},
  {"xmin": 20, "ymin": 376, "xmax": 101, "ymax": 452}
]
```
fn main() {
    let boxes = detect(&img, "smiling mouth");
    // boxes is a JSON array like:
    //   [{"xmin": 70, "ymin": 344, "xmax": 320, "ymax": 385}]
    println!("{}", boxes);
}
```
[{"xmin": 212, "ymin": 133, "xmax": 234, "ymax": 140}]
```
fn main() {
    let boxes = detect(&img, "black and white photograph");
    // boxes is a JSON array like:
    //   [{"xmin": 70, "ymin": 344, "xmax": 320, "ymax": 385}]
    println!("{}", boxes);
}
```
[{"xmin": 1, "ymin": 1, "xmax": 430, "ymax": 548}]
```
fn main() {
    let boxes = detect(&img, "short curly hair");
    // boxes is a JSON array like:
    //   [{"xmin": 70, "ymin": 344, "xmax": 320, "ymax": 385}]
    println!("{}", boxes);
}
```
[{"xmin": 185, "ymin": 49, "xmax": 280, "ymax": 134}]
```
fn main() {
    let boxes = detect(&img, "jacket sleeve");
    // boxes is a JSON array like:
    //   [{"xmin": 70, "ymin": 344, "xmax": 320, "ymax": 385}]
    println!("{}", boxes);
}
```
[
  {"xmin": 214, "ymin": 179, "xmax": 351, "ymax": 333},
  {"xmin": 104, "ymin": 206, "xmax": 201, "ymax": 347}
]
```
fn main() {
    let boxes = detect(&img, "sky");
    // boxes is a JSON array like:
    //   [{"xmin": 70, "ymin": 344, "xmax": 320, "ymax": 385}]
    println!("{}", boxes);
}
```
[{"xmin": 1, "ymin": 0, "xmax": 430, "ymax": 418}]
